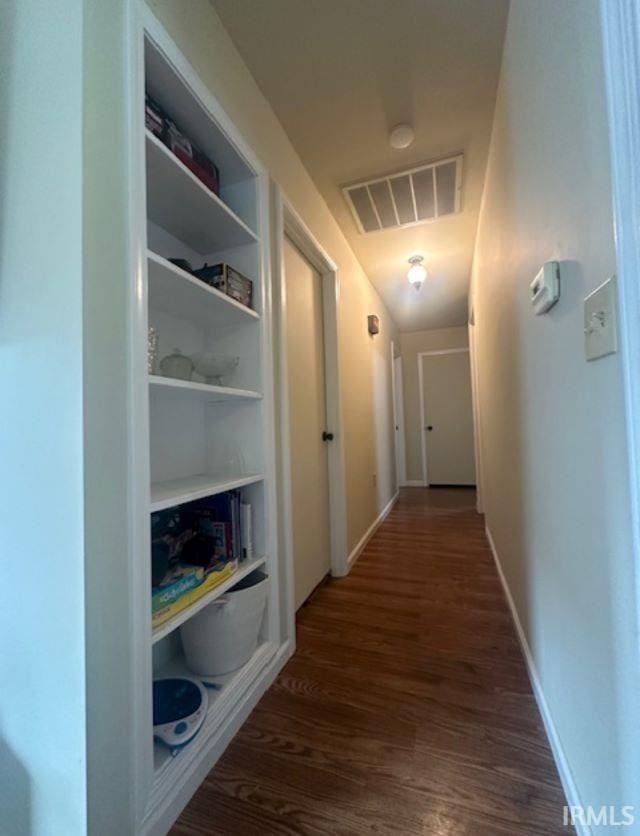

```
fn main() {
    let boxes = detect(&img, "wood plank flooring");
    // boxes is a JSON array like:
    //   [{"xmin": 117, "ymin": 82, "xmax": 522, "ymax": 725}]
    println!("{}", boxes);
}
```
[{"xmin": 171, "ymin": 488, "xmax": 570, "ymax": 835}]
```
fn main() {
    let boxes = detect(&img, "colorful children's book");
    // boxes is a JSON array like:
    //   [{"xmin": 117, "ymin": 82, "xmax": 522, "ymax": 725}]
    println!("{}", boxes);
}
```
[
  {"xmin": 151, "ymin": 559, "xmax": 238, "ymax": 629},
  {"xmin": 152, "ymin": 565, "xmax": 204, "ymax": 614}
]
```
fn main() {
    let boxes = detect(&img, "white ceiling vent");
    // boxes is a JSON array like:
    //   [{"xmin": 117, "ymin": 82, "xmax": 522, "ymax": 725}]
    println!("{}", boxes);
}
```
[{"xmin": 342, "ymin": 155, "xmax": 463, "ymax": 234}]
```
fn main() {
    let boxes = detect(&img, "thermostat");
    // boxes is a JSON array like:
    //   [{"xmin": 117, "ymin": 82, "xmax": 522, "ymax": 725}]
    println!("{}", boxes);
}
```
[{"xmin": 530, "ymin": 262, "xmax": 560, "ymax": 314}]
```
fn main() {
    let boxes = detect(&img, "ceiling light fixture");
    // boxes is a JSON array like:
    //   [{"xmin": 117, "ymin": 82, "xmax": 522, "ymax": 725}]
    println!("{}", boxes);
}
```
[
  {"xmin": 407, "ymin": 255, "xmax": 427, "ymax": 291},
  {"xmin": 389, "ymin": 123, "xmax": 415, "ymax": 150}
]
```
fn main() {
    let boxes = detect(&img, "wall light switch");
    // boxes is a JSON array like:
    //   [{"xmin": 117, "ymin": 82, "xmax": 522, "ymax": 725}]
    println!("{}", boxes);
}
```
[{"xmin": 584, "ymin": 276, "xmax": 618, "ymax": 361}]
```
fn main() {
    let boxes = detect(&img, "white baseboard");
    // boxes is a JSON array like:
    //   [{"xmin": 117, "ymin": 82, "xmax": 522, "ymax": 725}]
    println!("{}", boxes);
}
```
[
  {"xmin": 403, "ymin": 480, "xmax": 427, "ymax": 487},
  {"xmin": 484, "ymin": 526, "xmax": 586, "ymax": 836},
  {"xmin": 347, "ymin": 490, "xmax": 399, "ymax": 570}
]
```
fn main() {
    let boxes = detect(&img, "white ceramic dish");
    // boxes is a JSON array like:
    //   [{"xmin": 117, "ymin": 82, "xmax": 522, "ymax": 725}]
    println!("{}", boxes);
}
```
[{"xmin": 190, "ymin": 352, "xmax": 239, "ymax": 385}]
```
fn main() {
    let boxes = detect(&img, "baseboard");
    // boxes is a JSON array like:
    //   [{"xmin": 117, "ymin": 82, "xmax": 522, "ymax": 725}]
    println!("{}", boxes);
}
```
[
  {"xmin": 347, "ymin": 490, "xmax": 399, "ymax": 570},
  {"xmin": 484, "ymin": 526, "xmax": 586, "ymax": 836},
  {"xmin": 403, "ymin": 480, "xmax": 427, "ymax": 487}
]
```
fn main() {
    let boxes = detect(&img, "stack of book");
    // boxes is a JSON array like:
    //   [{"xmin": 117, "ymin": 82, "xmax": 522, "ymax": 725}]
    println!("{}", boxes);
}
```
[{"xmin": 151, "ymin": 490, "xmax": 253, "ymax": 629}]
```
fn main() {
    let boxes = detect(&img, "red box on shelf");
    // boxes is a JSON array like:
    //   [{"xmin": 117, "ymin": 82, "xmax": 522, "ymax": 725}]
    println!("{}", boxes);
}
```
[{"xmin": 166, "ymin": 122, "xmax": 220, "ymax": 195}]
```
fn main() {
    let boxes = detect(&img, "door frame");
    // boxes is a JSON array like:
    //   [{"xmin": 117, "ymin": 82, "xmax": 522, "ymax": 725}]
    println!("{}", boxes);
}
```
[
  {"xmin": 390, "ymin": 343, "xmax": 406, "ymax": 488},
  {"xmin": 275, "ymin": 187, "xmax": 348, "ymax": 629},
  {"xmin": 468, "ymin": 319, "xmax": 484, "ymax": 513},
  {"xmin": 418, "ymin": 347, "xmax": 471, "ymax": 486},
  {"xmin": 600, "ymin": 1, "xmax": 640, "ymax": 648}
]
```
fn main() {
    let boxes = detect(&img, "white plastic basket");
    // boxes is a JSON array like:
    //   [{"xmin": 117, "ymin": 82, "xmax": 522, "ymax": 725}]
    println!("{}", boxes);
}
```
[{"xmin": 180, "ymin": 570, "xmax": 268, "ymax": 676}]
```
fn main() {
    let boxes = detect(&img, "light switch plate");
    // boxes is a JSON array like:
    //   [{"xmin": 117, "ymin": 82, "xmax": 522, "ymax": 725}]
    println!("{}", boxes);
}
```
[{"xmin": 584, "ymin": 276, "xmax": 618, "ymax": 361}]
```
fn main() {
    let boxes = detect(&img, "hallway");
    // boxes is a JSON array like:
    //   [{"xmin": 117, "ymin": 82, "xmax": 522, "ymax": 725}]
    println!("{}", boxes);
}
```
[{"xmin": 172, "ymin": 488, "xmax": 569, "ymax": 835}]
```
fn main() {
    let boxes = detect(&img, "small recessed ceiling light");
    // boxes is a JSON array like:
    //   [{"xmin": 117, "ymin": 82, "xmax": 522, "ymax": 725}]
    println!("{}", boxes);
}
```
[
  {"xmin": 407, "ymin": 255, "xmax": 427, "ymax": 291},
  {"xmin": 389, "ymin": 123, "xmax": 415, "ymax": 150}
]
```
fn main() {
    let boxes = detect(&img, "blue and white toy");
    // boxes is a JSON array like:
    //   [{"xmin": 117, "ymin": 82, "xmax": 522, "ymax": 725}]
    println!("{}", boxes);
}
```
[{"xmin": 153, "ymin": 677, "xmax": 208, "ymax": 755}]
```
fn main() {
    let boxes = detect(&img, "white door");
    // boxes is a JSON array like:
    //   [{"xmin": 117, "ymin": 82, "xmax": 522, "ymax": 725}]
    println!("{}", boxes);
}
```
[
  {"xmin": 392, "ymin": 352, "xmax": 406, "ymax": 488},
  {"xmin": 284, "ymin": 237, "xmax": 331, "ymax": 609},
  {"xmin": 421, "ymin": 351, "xmax": 476, "ymax": 485}
]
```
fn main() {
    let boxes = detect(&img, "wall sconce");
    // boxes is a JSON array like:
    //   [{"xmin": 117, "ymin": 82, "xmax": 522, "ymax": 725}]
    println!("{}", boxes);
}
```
[{"xmin": 368, "ymin": 314, "xmax": 380, "ymax": 336}]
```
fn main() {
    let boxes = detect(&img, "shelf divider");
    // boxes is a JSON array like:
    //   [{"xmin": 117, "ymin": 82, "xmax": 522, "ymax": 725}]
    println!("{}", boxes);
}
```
[
  {"xmin": 145, "ymin": 130, "xmax": 258, "ymax": 253},
  {"xmin": 147, "ymin": 250, "xmax": 260, "ymax": 327},
  {"xmin": 149, "ymin": 375, "xmax": 262, "ymax": 403},
  {"xmin": 150, "ymin": 473, "xmax": 264, "ymax": 513}
]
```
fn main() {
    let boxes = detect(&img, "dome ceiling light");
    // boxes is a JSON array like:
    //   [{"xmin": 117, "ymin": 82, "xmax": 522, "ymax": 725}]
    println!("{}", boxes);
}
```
[
  {"xmin": 389, "ymin": 123, "xmax": 415, "ymax": 150},
  {"xmin": 407, "ymin": 255, "xmax": 427, "ymax": 292}
]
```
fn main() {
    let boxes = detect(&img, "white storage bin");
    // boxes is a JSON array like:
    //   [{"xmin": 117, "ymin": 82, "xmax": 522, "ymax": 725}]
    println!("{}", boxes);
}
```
[{"xmin": 180, "ymin": 570, "xmax": 268, "ymax": 676}]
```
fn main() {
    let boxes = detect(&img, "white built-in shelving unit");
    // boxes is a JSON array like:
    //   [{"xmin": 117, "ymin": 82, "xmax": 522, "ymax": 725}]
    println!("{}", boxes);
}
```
[{"xmin": 128, "ymin": 7, "xmax": 292, "ymax": 833}]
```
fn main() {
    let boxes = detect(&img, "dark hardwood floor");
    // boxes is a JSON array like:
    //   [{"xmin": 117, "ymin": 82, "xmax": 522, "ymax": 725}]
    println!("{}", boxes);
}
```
[{"xmin": 171, "ymin": 488, "xmax": 570, "ymax": 835}]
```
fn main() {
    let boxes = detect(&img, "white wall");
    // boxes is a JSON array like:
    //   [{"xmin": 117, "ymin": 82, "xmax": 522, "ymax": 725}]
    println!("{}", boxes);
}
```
[
  {"xmin": 400, "ymin": 326, "xmax": 469, "ymax": 483},
  {"xmin": 146, "ymin": 0, "xmax": 399, "ymax": 557},
  {"xmin": 0, "ymin": 2, "xmax": 135, "ymax": 833},
  {"xmin": 471, "ymin": 0, "xmax": 640, "ymax": 825},
  {"xmin": 0, "ymin": 2, "xmax": 87, "ymax": 833}
]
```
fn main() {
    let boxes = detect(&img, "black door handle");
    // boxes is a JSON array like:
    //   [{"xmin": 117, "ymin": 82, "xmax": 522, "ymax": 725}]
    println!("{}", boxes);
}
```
[
  {"xmin": 322, "ymin": 431, "xmax": 334, "ymax": 441},
  {"xmin": 426, "ymin": 426, "xmax": 433, "ymax": 431}
]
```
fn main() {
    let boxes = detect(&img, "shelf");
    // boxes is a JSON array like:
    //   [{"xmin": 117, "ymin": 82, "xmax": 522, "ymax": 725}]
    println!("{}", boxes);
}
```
[
  {"xmin": 152, "ymin": 555, "xmax": 267, "ymax": 644},
  {"xmin": 147, "ymin": 251, "xmax": 259, "ymax": 328},
  {"xmin": 149, "ymin": 375, "xmax": 262, "ymax": 404},
  {"xmin": 145, "ymin": 38, "xmax": 255, "ymax": 187},
  {"xmin": 152, "ymin": 641, "xmax": 278, "ymax": 796},
  {"xmin": 145, "ymin": 131, "xmax": 258, "ymax": 253},
  {"xmin": 150, "ymin": 473, "xmax": 264, "ymax": 512}
]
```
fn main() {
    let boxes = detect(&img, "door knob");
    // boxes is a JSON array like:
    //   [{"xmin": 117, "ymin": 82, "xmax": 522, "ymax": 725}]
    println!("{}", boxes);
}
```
[
  {"xmin": 322, "ymin": 431, "xmax": 334, "ymax": 441},
  {"xmin": 426, "ymin": 426, "xmax": 433, "ymax": 431}
]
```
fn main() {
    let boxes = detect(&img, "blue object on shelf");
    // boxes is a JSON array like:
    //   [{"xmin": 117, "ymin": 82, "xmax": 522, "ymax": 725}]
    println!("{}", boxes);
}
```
[{"xmin": 153, "ymin": 677, "xmax": 208, "ymax": 755}]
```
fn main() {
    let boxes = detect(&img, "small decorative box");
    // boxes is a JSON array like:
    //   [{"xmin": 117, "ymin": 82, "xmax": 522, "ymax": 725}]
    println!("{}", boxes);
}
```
[{"xmin": 193, "ymin": 263, "xmax": 253, "ymax": 309}]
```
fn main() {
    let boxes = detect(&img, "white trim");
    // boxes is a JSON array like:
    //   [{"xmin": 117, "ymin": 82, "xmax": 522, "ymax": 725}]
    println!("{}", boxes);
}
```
[
  {"xmin": 347, "ymin": 490, "xmax": 399, "ymax": 570},
  {"xmin": 273, "ymin": 195, "xmax": 297, "ymax": 641},
  {"xmin": 417, "ymin": 347, "xmax": 470, "ymax": 485},
  {"xmin": 128, "ymin": 1, "xmax": 154, "ymax": 821},
  {"xmin": 275, "ymin": 189, "xmax": 349, "ymax": 583},
  {"xmin": 390, "ymin": 340, "xmax": 398, "ymax": 491},
  {"xmin": 600, "ymin": 0, "xmax": 640, "ymax": 655},
  {"xmin": 485, "ymin": 527, "xmax": 584, "ymax": 835},
  {"xmin": 390, "ymin": 344, "xmax": 407, "ymax": 488},
  {"xmin": 418, "ymin": 347, "xmax": 470, "ymax": 357},
  {"xmin": 404, "ymin": 479, "xmax": 427, "ymax": 487},
  {"xmin": 468, "ymin": 323, "xmax": 484, "ymax": 513}
]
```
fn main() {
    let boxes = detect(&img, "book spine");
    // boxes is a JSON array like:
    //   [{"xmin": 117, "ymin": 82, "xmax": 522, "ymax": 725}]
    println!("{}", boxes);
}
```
[
  {"xmin": 230, "ymin": 491, "xmax": 239, "ymax": 560},
  {"xmin": 224, "ymin": 521, "xmax": 233, "ymax": 560},
  {"xmin": 241, "ymin": 502, "xmax": 253, "ymax": 561}
]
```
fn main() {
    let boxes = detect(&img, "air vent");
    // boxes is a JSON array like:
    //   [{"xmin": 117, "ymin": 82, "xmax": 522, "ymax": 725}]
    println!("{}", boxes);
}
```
[{"xmin": 342, "ymin": 155, "xmax": 463, "ymax": 234}]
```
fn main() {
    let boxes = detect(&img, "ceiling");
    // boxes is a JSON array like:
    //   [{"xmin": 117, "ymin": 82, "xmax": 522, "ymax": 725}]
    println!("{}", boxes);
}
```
[{"xmin": 213, "ymin": 0, "xmax": 509, "ymax": 332}]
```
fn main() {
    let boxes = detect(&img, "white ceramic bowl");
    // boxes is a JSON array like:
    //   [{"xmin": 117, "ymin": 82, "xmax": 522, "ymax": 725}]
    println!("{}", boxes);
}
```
[{"xmin": 190, "ymin": 352, "xmax": 239, "ymax": 385}]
